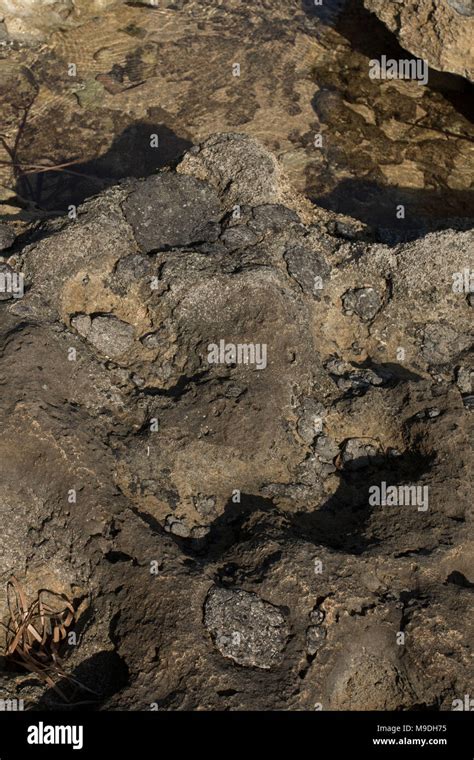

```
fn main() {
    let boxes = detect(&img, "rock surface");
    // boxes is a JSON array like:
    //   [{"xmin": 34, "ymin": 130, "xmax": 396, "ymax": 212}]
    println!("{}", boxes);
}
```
[
  {"xmin": 0, "ymin": 134, "xmax": 472, "ymax": 710},
  {"xmin": 364, "ymin": 0, "xmax": 474, "ymax": 82},
  {"xmin": 1, "ymin": 0, "xmax": 473, "ymax": 235}
]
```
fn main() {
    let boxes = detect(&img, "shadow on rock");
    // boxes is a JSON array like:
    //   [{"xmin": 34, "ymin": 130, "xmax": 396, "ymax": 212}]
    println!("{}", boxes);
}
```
[
  {"xmin": 16, "ymin": 122, "xmax": 193, "ymax": 216},
  {"xmin": 33, "ymin": 651, "xmax": 130, "ymax": 711},
  {"xmin": 312, "ymin": 179, "xmax": 474, "ymax": 242},
  {"xmin": 167, "ymin": 448, "xmax": 436, "ymax": 563}
]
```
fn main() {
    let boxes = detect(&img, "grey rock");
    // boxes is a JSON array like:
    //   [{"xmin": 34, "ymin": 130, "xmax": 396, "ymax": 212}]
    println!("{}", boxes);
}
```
[
  {"xmin": 326, "ymin": 357, "xmax": 386, "ymax": 394},
  {"xmin": 221, "ymin": 226, "xmax": 259, "ymax": 250},
  {"xmin": 342, "ymin": 287, "xmax": 382, "ymax": 322},
  {"xmin": 340, "ymin": 438, "xmax": 381, "ymax": 470},
  {"xmin": 296, "ymin": 399, "xmax": 326, "ymax": 444},
  {"xmin": 87, "ymin": 315, "xmax": 135, "ymax": 358},
  {"xmin": 178, "ymin": 132, "xmax": 283, "ymax": 208},
  {"xmin": 71, "ymin": 314, "xmax": 92, "ymax": 337},
  {"xmin": 204, "ymin": 586, "xmax": 289, "ymax": 669},
  {"xmin": 0, "ymin": 225, "xmax": 16, "ymax": 251},
  {"xmin": 456, "ymin": 366, "xmax": 473, "ymax": 394},
  {"xmin": 191, "ymin": 525, "xmax": 210, "ymax": 539},
  {"xmin": 1, "ymin": 133, "xmax": 472, "ymax": 712},
  {"xmin": 122, "ymin": 173, "xmax": 222, "ymax": 252},
  {"xmin": 284, "ymin": 245, "xmax": 329, "ymax": 297},
  {"xmin": 164, "ymin": 515, "xmax": 191, "ymax": 538},
  {"xmin": 194, "ymin": 494, "xmax": 217, "ymax": 518},
  {"xmin": 250, "ymin": 204, "xmax": 300, "ymax": 233},
  {"xmin": 309, "ymin": 607, "xmax": 325, "ymax": 625},
  {"xmin": 112, "ymin": 254, "xmax": 151, "ymax": 293},
  {"xmin": 421, "ymin": 323, "xmax": 470, "ymax": 365},
  {"xmin": 446, "ymin": 0, "xmax": 473, "ymax": 16},
  {"xmin": 314, "ymin": 434, "xmax": 340, "ymax": 464},
  {"xmin": 306, "ymin": 625, "xmax": 327, "ymax": 655}
]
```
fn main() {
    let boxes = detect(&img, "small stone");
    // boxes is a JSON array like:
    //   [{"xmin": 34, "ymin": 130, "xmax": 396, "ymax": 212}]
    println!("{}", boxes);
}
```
[
  {"xmin": 456, "ymin": 366, "xmax": 473, "ymax": 395},
  {"xmin": 421, "ymin": 323, "xmax": 468, "ymax": 365},
  {"xmin": 309, "ymin": 607, "xmax": 325, "ymax": 625},
  {"xmin": 191, "ymin": 525, "xmax": 210, "ymax": 539},
  {"xmin": 140, "ymin": 332, "xmax": 164, "ymax": 349},
  {"xmin": 71, "ymin": 314, "xmax": 92, "ymax": 337},
  {"xmin": 87, "ymin": 315, "xmax": 135, "ymax": 358},
  {"xmin": 341, "ymin": 438, "xmax": 380, "ymax": 470},
  {"xmin": 314, "ymin": 434, "xmax": 339, "ymax": 463},
  {"xmin": 296, "ymin": 400, "xmax": 326, "ymax": 444},
  {"xmin": 164, "ymin": 515, "xmax": 191, "ymax": 538},
  {"xmin": 204, "ymin": 586, "xmax": 289, "ymax": 669},
  {"xmin": 342, "ymin": 287, "xmax": 382, "ymax": 322},
  {"xmin": 306, "ymin": 625, "xmax": 327, "ymax": 655},
  {"xmin": 194, "ymin": 494, "xmax": 217, "ymax": 518},
  {"xmin": 221, "ymin": 226, "xmax": 258, "ymax": 250},
  {"xmin": 0, "ymin": 225, "xmax": 15, "ymax": 251},
  {"xmin": 122, "ymin": 173, "xmax": 222, "ymax": 253}
]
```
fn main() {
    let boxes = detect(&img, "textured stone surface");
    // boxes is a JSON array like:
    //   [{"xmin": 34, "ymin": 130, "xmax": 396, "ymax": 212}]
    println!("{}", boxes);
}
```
[
  {"xmin": 204, "ymin": 587, "xmax": 289, "ymax": 669},
  {"xmin": 122, "ymin": 173, "xmax": 222, "ymax": 252},
  {"xmin": 364, "ymin": 0, "xmax": 474, "ymax": 82},
  {"xmin": 1, "ymin": 0, "xmax": 473, "ymax": 237},
  {"xmin": 0, "ymin": 134, "xmax": 472, "ymax": 710}
]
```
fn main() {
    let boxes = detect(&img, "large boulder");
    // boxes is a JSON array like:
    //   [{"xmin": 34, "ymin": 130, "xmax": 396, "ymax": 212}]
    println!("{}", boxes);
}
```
[
  {"xmin": 364, "ymin": 0, "xmax": 474, "ymax": 82},
  {"xmin": 0, "ymin": 134, "xmax": 472, "ymax": 709}
]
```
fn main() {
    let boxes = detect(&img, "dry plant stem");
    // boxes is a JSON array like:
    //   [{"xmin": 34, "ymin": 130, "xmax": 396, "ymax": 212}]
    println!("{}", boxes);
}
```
[{"xmin": 0, "ymin": 577, "xmax": 78, "ymax": 701}]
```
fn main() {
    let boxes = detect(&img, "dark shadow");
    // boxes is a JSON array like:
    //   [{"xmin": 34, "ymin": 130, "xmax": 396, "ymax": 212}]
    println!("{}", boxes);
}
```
[
  {"xmin": 33, "ymin": 651, "xmax": 129, "ymax": 711},
  {"xmin": 313, "ymin": 179, "xmax": 474, "ymax": 242},
  {"xmin": 301, "ymin": 0, "xmax": 348, "ymax": 27},
  {"xmin": 15, "ymin": 122, "xmax": 192, "ymax": 216},
  {"xmin": 327, "ymin": 0, "xmax": 474, "ymax": 123},
  {"xmin": 351, "ymin": 360, "xmax": 423, "ymax": 383},
  {"xmin": 302, "ymin": 0, "xmax": 474, "ymax": 239},
  {"xmin": 325, "ymin": 358, "xmax": 424, "ymax": 398},
  {"xmin": 289, "ymin": 449, "xmax": 434, "ymax": 553},
  {"xmin": 163, "ymin": 448, "xmax": 436, "ymax": 564}
]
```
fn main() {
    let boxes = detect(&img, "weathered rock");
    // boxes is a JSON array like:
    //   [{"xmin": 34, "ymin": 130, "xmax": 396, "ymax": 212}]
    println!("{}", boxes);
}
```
[
  {"xmin": 364, "ymin": 0, "xmax": 474, "ymax": 82},
  {"xmin": 0, "ymin": 134, "xmax": 471, "ymax": 711},
  {"xmin": 204, "ymin": 586, "xmax": 289, "ymax": 669},
  {"xmin": 0, "ymin": 224, "xmax": 15, "ymax": 251},
  {"xmin": 87, "ymin": 315, "xmax": 135, "ymax": 358},
  {"xmin": 342, "ymin": 287, "xmax": 382, "ymax": 322},
  {"xmin": 122, "ymin": 174, "xmax": 222, "ymax": 253}
]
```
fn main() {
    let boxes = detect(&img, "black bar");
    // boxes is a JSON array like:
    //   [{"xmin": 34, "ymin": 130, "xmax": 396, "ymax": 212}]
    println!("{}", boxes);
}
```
[{"xmin": 0, "ymin": 711, "xmax": 472, "ymax": 757}]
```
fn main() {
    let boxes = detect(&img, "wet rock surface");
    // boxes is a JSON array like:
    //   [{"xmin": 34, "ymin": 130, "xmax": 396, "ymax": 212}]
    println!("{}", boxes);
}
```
[
  {"xmin": 0, "ymin": 134, "xmax": 471, "ymax": 710},
  {"xmin": 0, "ymin": 0, "xmax": 473, "ymax": 239}
]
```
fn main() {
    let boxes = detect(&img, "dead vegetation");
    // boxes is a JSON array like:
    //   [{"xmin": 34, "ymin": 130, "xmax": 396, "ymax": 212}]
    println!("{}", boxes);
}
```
[{"xmin": 0, "ymin": 576, "xmax": 77, "ymax": 700}]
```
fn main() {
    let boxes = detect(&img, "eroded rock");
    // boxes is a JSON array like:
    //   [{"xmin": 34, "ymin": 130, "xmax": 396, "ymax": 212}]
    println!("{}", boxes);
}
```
[
  {"xmin": 204, "ymin": 586, "xmax": 289, "ymax": 669},
  {"xmin": 364, "ymin": 0, "xmax": 474, "ymax": 82},
  {"xmin": 0, "ymin": 133, "xmax": 471, "ymax": 711}
]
